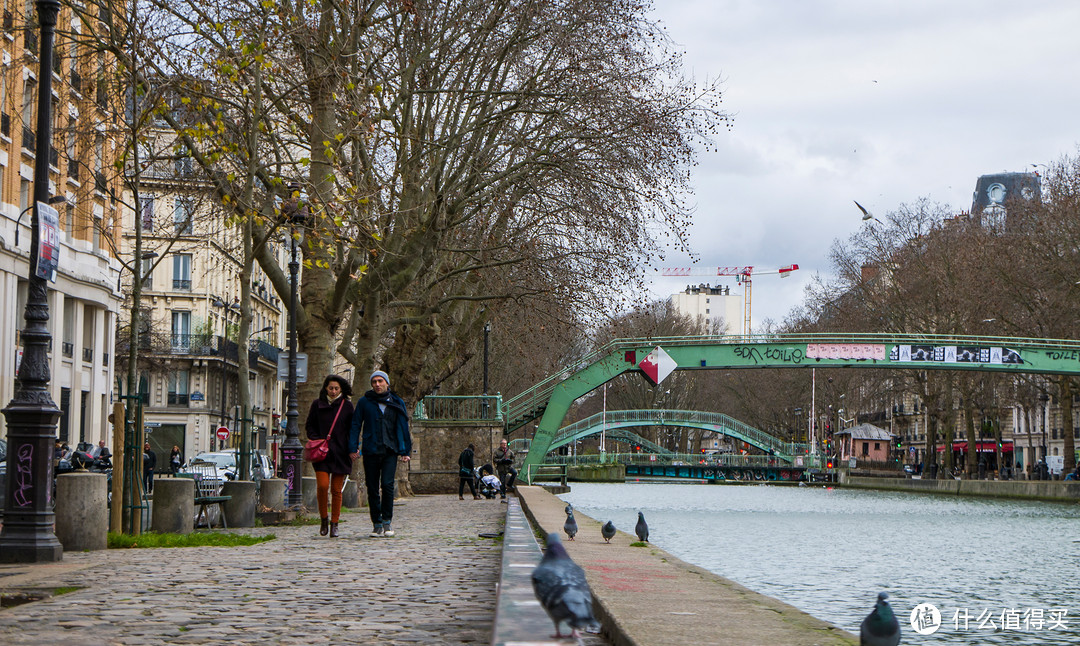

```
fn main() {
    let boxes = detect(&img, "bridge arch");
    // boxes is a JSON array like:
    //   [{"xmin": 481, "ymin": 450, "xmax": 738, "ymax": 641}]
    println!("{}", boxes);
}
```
[
  {"xmin": 505, "ymin": 333, "xmax": 1080, "ymax": 480},
  {"xmin": 547, "ymin": 409, "xmax": 802, "ymax": 462}
]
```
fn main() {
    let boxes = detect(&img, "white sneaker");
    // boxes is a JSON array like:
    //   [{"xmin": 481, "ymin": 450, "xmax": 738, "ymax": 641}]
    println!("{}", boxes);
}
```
[
  {"xmin": 382, "ymin": 523, "xmax": 395, "ymax": 537},
  {"xmin": 369, "ymin": 525, "xmax": 384, "ymax": 538}
]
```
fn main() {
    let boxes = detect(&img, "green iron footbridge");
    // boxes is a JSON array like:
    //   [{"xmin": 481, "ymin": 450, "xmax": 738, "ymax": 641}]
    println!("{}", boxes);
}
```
[{"xmin": 415, "ymin": 333, "xmax": 1080, "ymax": 483}]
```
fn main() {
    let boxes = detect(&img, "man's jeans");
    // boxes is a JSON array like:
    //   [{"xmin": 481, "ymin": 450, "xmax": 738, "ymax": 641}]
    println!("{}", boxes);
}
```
[{"xmin": 363, "ymin": 453, "xmax": 398, "ymax": 526}]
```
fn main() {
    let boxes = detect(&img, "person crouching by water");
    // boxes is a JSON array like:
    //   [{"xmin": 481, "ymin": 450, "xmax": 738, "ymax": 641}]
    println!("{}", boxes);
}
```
[
  {"xmin": 349, "ymin": 370, "xmax": 411, "ymax": 538},
  {"xmin": 305, "ymin": 374, "xmax": 355, "ymax": 537}
]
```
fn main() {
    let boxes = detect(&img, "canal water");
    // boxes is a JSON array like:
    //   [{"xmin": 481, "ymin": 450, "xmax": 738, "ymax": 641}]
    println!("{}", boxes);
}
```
[{"xmin": 559, "ymin": 482, "xmax": 1080, "ymax": 644}]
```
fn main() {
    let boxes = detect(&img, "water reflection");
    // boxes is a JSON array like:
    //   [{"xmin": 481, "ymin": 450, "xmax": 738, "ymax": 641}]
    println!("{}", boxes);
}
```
[{"xmin": 561, "ymin": 483, "xmax": 1080, "ymax": 645}]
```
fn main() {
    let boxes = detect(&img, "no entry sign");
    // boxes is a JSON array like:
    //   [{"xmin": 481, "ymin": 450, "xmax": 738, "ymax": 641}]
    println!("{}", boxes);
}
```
[{"xmin": 216, "ymin": 426, "xmax": 230, "ymax": 441}]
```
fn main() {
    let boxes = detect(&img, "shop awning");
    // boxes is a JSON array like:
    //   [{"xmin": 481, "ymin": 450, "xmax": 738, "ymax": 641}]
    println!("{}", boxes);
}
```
[{"xmin": 937, "ymin": 440, "xmax": 1013, "ymax": 453}]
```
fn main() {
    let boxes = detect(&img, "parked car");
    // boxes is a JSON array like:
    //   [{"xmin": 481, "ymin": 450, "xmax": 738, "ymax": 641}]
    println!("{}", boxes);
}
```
[{"xmin": 184, "ymin": 449, "xmax": 273, "ymax": 482}]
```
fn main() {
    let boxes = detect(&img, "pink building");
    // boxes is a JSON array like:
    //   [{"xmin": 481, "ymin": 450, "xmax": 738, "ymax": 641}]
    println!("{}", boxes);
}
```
[{"xmin": 835, "ymin": 424, "xmax": 895, "ymax": 463}]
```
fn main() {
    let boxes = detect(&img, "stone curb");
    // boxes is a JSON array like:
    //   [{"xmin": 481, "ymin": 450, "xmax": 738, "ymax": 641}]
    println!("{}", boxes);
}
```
[{"xmin": 516, "ymin": 486, "xmax": 858, "ymax": 646}]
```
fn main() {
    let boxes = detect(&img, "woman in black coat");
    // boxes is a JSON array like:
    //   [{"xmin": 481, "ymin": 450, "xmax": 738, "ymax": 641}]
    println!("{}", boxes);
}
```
[{"xmin": 304, "ymin": 374, "xmax": 354, "ymax": 537}]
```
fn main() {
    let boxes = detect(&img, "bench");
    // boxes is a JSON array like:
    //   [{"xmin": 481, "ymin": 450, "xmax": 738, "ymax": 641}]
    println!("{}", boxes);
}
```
[{"xmin": 187, "ymin": 462, "xmax": 232, "ymax": 529}]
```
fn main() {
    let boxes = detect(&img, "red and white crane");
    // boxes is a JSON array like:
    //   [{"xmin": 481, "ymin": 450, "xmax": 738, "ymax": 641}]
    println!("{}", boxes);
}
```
[{"xmin": 662, "ymin": 264, "xmax": 799, "ymax": 334}]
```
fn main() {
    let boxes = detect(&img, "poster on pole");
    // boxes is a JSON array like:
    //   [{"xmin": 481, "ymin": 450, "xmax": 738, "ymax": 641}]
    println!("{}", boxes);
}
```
[{"xmin": 35, "ymin": 201, "xmax": 60, "ymax": 282}]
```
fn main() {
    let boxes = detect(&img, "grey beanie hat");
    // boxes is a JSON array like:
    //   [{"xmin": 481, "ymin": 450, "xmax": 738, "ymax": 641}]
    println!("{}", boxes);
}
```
[{"xmin": 370, "ymin": 370, "xmax": 390, "ymax": 385}]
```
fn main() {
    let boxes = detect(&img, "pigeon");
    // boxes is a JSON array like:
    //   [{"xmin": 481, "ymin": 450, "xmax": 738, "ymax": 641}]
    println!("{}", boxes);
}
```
[
  {"xmin": 635, "ymin": 511, "xmax": 649, "ymax": 542},
  {"xmin": 564, "ymin": 509, "xmax": 578, "ymax": 541},
  {"xmin": 565, "ymin": 502, "xmax": 573, "ymax": 514},
  {"xmin": 601, "ymin": 520, "xmax": 616, "ymax": 543},
  {"xmin": 860, "ymin": 592, "xmax": 900, "ymax": 646},
  {"xmin": 531, "ymin": 533, "xmax": 598, "ymax": 639}
]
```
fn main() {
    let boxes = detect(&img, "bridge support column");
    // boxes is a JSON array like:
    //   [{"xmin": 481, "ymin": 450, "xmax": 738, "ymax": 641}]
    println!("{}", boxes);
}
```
[{"xmin": 410, "ymin": 420, "xmax": 505, "ymax": 494}]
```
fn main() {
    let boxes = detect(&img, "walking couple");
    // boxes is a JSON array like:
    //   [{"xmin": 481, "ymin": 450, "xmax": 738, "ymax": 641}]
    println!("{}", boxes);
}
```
[{"xmin": 305, "ymin": 370, "xmax": 412, "ymax": 538}]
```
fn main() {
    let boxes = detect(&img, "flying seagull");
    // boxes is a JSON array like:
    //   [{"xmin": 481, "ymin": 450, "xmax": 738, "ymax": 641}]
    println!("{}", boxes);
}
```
[
  {"xmin": 859, "ymin": 592, "xmax": 901, "ymax": 646},
  {"xmin": 564, "ymin": 509, "xmax": 578, "ymax": 541},
  {"xmin": 532, "ymin": 533, "xmax": 599, "ymax": 639},
  {"xmin": 635, "ymin": 511, "xmax": 649, "ymax": 543},
  {"xmin": 854, "ymin": 200, "xmax": 881, "ymax": 223},
  {"xmin": 601, "ymin": 520, "xmax": 616, "ymax": 543}
]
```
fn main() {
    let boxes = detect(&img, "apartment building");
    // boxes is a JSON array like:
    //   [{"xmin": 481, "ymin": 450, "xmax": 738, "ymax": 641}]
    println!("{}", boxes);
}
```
[{"xmin": 0, "ymin": 5, "xmax": 122, "ymax": 446}]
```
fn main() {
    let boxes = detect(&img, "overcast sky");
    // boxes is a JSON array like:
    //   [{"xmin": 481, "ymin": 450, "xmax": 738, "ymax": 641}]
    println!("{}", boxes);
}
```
[{"xmin": 642, "ymin": 0, "xmax": 1080, "ymax": 330}]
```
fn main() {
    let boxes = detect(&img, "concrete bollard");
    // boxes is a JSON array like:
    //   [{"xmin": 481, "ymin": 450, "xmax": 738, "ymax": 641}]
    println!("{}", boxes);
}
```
[
  {"xmin": 302, "ymin": 476, "xmax": 317, "ymax": 510},
  {"xmin": 260, "ymin": 478, "xmax": 287, "ymax": 510},
  {"xmin": 342, "ymin": 479, "xmax": 359, "ymax": 509},
  {"xmin": 222, "ymin": 480, "xmax": 256, "ymax": 528},
  {"xmin": 56, "ymin": 472, "xmax": 108, "ymax": 551},
  {"xmin": 150, "ymin": 478, "xmax": 195, "ymax": 534}
]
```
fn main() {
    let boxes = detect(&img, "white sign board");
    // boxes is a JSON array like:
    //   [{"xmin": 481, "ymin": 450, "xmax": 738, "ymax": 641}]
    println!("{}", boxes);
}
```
[{"xmin": 276, "ymin": 352, "xmax": 308, "ymax": 382}]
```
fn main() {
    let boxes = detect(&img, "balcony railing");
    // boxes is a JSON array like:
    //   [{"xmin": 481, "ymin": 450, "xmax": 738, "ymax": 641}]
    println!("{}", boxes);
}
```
[
  {"xmin": 62, "ymin": 342, "xmax": 73, "ymax": 358},
  {"xmin": 172, "ymin": 278, "xmax": 191, "ymax": 290}
]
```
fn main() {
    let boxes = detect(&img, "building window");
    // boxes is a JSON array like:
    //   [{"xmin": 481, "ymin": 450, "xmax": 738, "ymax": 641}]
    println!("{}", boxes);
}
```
[
  {"xmin": 141, "ymin": 256, "xmax": 154, "ymax": 290},
  {"xmin": 65, "ymin": 202, "xmax": 75, "ymax": 238},
  {"xmin": 861, "ymin": 441, "xmax": 869, "ymax": 456},
  {"xmin": 171, "ymin": 311, "xmax": 191, "ymax": 352},
  {"xmin": 172, "ymin": 253, "xmax": 191, "ymax": 290},
  {"xmin": 140, "ymin": 195, "xmax": 154, "ymax": 231},
  {"xmin": 173, "ymin": 196, "xmax": 193, "ymax": 234},
  {"xmin": 168, "ymin": 370, "xmax": 190, "ymax": 406}
]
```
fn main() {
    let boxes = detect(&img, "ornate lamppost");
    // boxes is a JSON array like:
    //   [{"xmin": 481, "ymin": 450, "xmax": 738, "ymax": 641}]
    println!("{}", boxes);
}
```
[
  {"xmin": 211, "ymin": 296, "xmax": 233, "ymax": 449},
  {"xmin": 0, "ymin": 0, "xmax": 63, "ymax": 562},
  {"xmin": 281, "ymin": 187, "xmax": 306, "ymax": 507}
]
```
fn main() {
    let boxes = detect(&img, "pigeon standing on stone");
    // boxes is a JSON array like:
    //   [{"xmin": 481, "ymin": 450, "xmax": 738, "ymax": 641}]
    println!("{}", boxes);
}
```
[
  {"xmin": 531, "ymin": 532, "xmax": 598, "ymax": 639},
  {"xmin": 859, "ymin": 592, "xmax": 900, "ymax": 646},
  {"xmin": 564, "ymin": 509, "xmax": 578, "ymax": 541},
  {"xmin": 635, "ymin": 511, "xmax": 649, "ymax": 542},
  {"xmin": 601, "ymin": 520, "xmax": 616, "ymax": 543}
]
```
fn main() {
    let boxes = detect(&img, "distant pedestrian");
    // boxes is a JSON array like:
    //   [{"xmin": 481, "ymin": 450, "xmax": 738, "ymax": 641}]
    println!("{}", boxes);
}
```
[
  {"xmin": 143, "ymin": 442, "xmax": 157, "ymax": 494},
  {"xmin": 458, "ymin": 444, "xmax": 479, "ymax": 500},
  {"xmin": 170, "ymin": 445, "xmax": 183, "ymax": 475},
  {"xmin": 305, "ymin": 374, "xmax": 355, "ymax": 538},
  {"xmin": 95, "ymin": 440, "xmax": 112, "ymax": 461},
  {"xmin": 349, "ymin": 370, "xmax": 412, "ymax": 538},
  {"xmin": 494, "ymin": 438, "xmax": 517, "ymax": 499}
]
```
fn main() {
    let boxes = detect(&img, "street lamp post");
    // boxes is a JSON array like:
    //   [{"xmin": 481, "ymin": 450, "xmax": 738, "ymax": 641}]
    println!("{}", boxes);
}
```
[
  {"xmin": 212, "ymin": 297, "xmax": 233, "ymax": 449},
  {"xmin": 0, "ymin": 0, "xmax": 63, "ymax": 563},
  {"xmin": 282, "ymin": 189, "xmax": 306, "ymax": 507}
]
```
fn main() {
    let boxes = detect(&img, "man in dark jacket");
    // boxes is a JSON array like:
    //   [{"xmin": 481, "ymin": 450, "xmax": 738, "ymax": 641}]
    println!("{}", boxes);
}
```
[
  {"xmin": 458, "ymin": 444, "xmax": 479, "ymax": 500},
  {"xmin": 349, "ymin": 370, "xmax": 412, "ymax": 537},
  {"xmin": 143, "ymin": 442, "xmax": 157, "ymax": 495}
]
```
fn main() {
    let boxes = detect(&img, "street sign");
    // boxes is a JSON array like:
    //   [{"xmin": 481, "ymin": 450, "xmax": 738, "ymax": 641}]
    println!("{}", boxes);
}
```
[
  {"xmin": 277, "ymin": 352, "xmax": 308, "ymax": 383},
  {"xmin": 216, "ymin": 426, "xmax": 230, "ymax": 441}
]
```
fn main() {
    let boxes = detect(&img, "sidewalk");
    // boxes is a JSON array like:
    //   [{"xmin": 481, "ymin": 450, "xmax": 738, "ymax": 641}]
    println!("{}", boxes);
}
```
[{"xmin": 0, "ymin": 495, "xmax": 507, "ymax": 645}]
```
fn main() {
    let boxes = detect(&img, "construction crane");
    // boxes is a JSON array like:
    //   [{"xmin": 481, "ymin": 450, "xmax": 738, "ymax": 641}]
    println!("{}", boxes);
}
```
[{"xmin": 662, "ymin": 264, "xmax": 799, "ymax": 334}]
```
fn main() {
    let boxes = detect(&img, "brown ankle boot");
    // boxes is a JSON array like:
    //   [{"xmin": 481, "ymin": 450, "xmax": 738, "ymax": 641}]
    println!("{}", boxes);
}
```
[
  {"xmin": 320, "ymin": 517, "xmax": 329, "ymax": 536},
  {"xmin": 329, "ymin": 522, "xmax": 339, "ymax": 538}
]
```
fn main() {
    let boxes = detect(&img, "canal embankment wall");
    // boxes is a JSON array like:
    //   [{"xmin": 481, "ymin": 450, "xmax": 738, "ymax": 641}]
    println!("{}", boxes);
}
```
[
  {"xmin": 516, "ymin": 485, "xmax": 858, "ymax": 646},
  {"xmin": 838, "ymin": 473, "xmax": 1080, "ymax": 502}
]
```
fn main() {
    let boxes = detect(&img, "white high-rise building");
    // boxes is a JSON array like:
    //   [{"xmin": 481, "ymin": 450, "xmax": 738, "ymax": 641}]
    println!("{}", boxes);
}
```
[{"xmin": 670, "ymin": 284, "xmax": 742, "ymax": 335}]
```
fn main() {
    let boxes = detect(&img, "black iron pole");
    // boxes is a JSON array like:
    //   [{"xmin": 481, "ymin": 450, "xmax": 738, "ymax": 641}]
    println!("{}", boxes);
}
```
[
  {"xmin": 219, "ymin": 300, "xmax": 228, "ymax": 448},
  {"xmin": 482, "ymin": 322, "xmax": 490, "ymax": 419},
  {"xmin": 282, "ymin": 203, "xmax": 303, "ymax": 507},
  {"xmin": 0, "ymin": 0, "xmax": 63, "ymax": 563}
]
